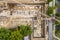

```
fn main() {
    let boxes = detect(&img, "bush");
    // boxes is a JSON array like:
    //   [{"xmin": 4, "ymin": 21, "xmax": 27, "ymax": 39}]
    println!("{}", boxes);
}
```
[
  {"xmin": 56, "ymin": 17, "xmax": 60, "ymax": 20},
  {"xmin": 17, "ymin": 25, "xmax": 32, "ymax": 36},
  {"xmin": 0, "ymin": 25, "xmax": 32, "ymax": 40},
  {"xmin": 0, "ymin": 28, "xmax": 11, "ymax": 40},
  {"xmin": 55, "ymin": 3, "xmax": 58, "ymax": 8},
  {"xmin": 47, "ymin": 7, "xmax": 53, "ymax": 16},
  {"xmin": 56, "ymin": 12, "xmax": 60, "ymax": 17},
  {"xmin": 47, "ymin": 0, "xmax": 53, "ymax": 3},
  {"xmin": 55, "ymin": 21, "xmax": 60, "ymax": 26},
  {"xmin": 9, "ymin": 30, "xmax": 23, "ymax": 40},
  {"xmin": 55, "ymin": 30, "xmax": 60, "ymax": 38}
]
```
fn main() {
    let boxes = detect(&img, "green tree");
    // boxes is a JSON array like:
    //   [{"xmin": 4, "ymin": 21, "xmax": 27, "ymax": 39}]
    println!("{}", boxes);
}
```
[
  {"xmin": 56, "ymin": 12, "xmax": 60, "ymax": 17},
  {"xmin": 0, "ymin": 28, "xmax": 10, "ymax": 40},
  {"xmin": 0, "ymin": 25, "xmax": 32, "ymax": 40},
  {"xmin": 55, "ymin": 30, "xmax": 60, "ymax": 38},
  {"xmin": 47, "ymin": 7, "xmax": 53, "ymax": 16},
  {"xmin": 47, "ymin": 0, "xmax": 53, "ymax": 3},
  {"xmin": 55, "ymin": 21, "xmax": 60, "ymax": 26},
  {"xmin": 9, "ymin": 30, "xmax": 22, "ymax": 40},
  {"xmin": 18, "ymin": 25, "xmax": 32, "ymax": 37}
]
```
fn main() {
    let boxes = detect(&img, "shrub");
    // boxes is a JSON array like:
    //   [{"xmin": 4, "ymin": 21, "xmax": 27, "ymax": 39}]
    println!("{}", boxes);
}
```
[
  {"xmin": 47, "ymin": 7, "xmax": 53, "ymax": 16},
  {"xmin": 55, "ymin": 30, "xmax": 60, "ymax": 38},
  {"xmin": 56, "ymin": 12, "xmax": 60, "ymax": 17},
  {"xmin": 0, "ymin": 25, "xmax": 32, "ymax": 40},
  {"xmin": 47, "ymin": 0, "xmax": 53, "ymax": 3},
  {"xmin": 17, "ymin": 25, "xmax": 32, "ymax": 36},
  {"xmin": 0, "ymin": 28, "xmax": 10, "ymax": 40},
  {"xmin": 9, "ymin": 30, "xmax": 22, "ymax": 40},
  {"xmin": 55, "ymin": 21, "xmax": 60, "ymax": 26}
]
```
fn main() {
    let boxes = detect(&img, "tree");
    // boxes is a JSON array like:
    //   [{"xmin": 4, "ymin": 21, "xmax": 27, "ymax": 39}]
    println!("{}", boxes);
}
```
[
  {"xmin": 18, "ymin": 25, "xmax": 32, "ymax": 37},
  {"xmin": 0, "ymin": 28, "xmax": 10, "ymax": 40},
  {"xmin": 55, "ymin": 21, "xmax": 60, "ymax": 26},
  {"xmin": 9, "ymin": 25, "xmax": 32, "ymax": 40},
  {"xmin": 55, "ymin": 30, "xmax": 60, "ymax": 38},
  {"xmin": 47, "ymin": 0, "xmax": 53, "ymax": 3},
  {"xmin": 9, "ymin": 30, "xmax": 23, "ymax": 40},
  {"xmin": 56, "ymin": 12, "xmax": 60, "ymax": 17},
  {"xmin": 47, "ymin": 7, "xmax": 53, "ymax": 16},
  {"xmin": 0, "ymin": 25, "xmax": 32, "ymax": 40}
]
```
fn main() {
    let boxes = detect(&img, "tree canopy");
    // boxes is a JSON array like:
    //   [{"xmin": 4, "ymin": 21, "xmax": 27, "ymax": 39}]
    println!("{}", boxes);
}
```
[
  {"xmin": 47, "ymin": 0, "xmax": 53, "ymax": 3},
  {"xmin": 17, "ymin": 25, "xmax": 32, "ymax": 36},
  {"xmin": 56, "ymin": 12, "xmax": 60, "ymax": 17},
  {"xmin": 47, "ymin": 7, "xmax": 53, "ymax": 16},
  {"xmin": 55, "ymin": 30, "xmax": 60, "ymax": 38},
  {"xmin": 9, "ymin": 30, "xmax": 23, "ymax": 40},
  {"xmin": 0, "ymin": 28, "xmax": 10, "ymax": 40},
  {"xmin": 0, "ymin": 25, "xmax": 32, "ymax": 40}
]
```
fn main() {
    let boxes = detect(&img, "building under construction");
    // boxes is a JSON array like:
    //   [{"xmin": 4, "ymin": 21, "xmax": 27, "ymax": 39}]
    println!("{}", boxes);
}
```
[{"xmin": 0, "ymin": 0, "xmax": 48, "ymax": 40}]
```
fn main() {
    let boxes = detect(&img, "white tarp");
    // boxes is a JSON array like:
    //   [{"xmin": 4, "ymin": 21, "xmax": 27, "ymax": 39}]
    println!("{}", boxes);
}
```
[{"xmin": 24, "ymin": 36, "xmax": 30, "ymax": 40}]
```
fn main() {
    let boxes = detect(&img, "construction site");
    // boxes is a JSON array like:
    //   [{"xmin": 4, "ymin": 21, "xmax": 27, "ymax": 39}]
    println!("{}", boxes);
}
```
[{"xmin": 0, "ymin": 0, "xmax": 49, "ymax": 40}]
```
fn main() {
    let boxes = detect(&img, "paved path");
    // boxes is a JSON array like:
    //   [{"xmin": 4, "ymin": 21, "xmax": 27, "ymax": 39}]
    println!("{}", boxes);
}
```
[{"xmin": 48, "ymin": 20, "xmax": 53, "ymax": 40}]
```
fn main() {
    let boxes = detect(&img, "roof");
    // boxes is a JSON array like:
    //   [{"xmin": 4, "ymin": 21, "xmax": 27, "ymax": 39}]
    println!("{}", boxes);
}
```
[{"xmin": 7, "ymin": 0, "xmax": 46, "ymax": 3}]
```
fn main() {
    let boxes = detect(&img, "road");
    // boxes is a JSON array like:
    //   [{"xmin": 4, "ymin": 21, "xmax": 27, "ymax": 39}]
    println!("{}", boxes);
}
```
[{"xmin": 48, "ymin": 20, "xmax": 53, "ymax": 40}]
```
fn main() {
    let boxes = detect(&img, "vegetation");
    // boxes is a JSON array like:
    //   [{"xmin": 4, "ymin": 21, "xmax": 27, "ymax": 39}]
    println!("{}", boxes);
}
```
[
  {"xmin": 19, "ymin": 25, "xmax": 32, "ymax": 36},
  {"xmin": 56, "ymin": 17, "xmax": 60, "ymax": 20},
  {"xmin": 47, "ymin": 7, "xmax": 53, "ymax": 16},
  {"xmin": 47, "ymin": 0, "xmax": 58, "ymax": 17},
  {"xmin": 55, "ymin": 30, "xmax": 60, "ymax": 38},
  {"xmin": 47, "ymin": 0, "xmax": 60, "ymax": 39},
  {"xmin": 0, "ymin": 28, "xmax": 10, "ymax": 40},
  {"xmin": 55, "ymin": 21, "xmax": 60, "ymax": 26},
  {"xmin": 9, "ymin": 30, "xmax": 22, "ymax": 40},
  {"xmin": 56, "ymin": 12, "xmax": 60, "ymax": 17},
  {"xmin": 47, "ymin": 0, "xmax": 53, "ymax": 3},
  {"xmin": 55, "ymin": 12, "xmax": 60, "ymax": 32},
  {"xmin": 55, "ymin": 12, "xmax": 60, "ymax": 38},
  {"xmin": 55, "ymin": 3, "xmax": 58, "ymax": 8},
  {"xmin": 0, "ymin": 25, "xmax": 32, "ymax": 40}
]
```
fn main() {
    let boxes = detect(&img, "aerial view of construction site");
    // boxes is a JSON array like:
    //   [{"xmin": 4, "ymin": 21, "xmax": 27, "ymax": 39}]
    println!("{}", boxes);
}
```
[{"xmin": 0, "ymin": 0, "xmax": 60, "ymax": 40}]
